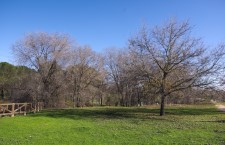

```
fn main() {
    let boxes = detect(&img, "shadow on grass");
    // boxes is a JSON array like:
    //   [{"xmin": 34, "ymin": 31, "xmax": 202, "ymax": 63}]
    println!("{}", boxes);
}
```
[
  {"xmin": 198, "ymin": 120, "xmax": 225, "ymax": 123},
  {"xmin": 166, "ymin": 108, "xmax": 222, "ymax": 116},
  {"xmin": 30, "ymin": 108, "xmax": 159, "ymax": 120},
  {"xmin": 29, "ymin": 106, "xmax": 224, "ymax": 121}
]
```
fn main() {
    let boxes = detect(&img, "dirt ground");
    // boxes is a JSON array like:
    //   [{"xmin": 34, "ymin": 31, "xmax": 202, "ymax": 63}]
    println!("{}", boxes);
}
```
[{"xmin": 215, "ymin": 104, "xmax": 225, "ymax": 112}]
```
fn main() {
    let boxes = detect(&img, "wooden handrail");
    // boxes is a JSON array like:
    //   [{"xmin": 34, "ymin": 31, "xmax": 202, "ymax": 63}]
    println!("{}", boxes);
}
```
[
  {"xmin": 0, "ymin": 103, "xmax": 32, "ymax": 105},
  {"xmin": 0, "ymin": 102, "xmax": 44, "ymax": 117}
]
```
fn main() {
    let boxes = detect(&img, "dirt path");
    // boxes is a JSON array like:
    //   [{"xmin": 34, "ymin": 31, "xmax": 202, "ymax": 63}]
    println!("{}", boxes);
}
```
[{"xmin": 215, "ymin": 104, "xmax": 225, "ymax": 113}]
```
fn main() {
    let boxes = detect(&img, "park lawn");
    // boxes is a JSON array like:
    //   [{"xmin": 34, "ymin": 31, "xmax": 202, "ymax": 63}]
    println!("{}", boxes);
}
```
[{"xmin": 0, "ymin": 105, "xmax": 225, "ymax": 145}]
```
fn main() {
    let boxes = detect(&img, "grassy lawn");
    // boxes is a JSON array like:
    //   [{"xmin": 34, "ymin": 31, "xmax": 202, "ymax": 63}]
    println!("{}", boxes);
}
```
[{"xmin": 0, "ymin": 105, "xmax": 225, "ymax": 145}]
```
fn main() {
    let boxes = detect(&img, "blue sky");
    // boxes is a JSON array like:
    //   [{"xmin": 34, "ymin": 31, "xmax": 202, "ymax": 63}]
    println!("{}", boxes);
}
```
[{"xmin": 1, "ymin": 0, "xmax": 225, "ymax": 64}]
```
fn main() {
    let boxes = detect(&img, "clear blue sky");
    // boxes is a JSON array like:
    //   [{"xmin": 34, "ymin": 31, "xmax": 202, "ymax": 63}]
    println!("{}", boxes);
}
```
[{"xmin": 1, "ymin": 0, "xmax": 225, "ymax": 64}]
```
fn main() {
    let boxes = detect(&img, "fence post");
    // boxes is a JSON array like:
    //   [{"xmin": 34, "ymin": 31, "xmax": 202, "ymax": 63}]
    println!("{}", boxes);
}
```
[
  {"xmin": 24, "ymin": 103, "xmax": 27, "ymax": 116},
  {"xmin": 11, "ymin": 103, "xmax": 15, "ymax": 117}
]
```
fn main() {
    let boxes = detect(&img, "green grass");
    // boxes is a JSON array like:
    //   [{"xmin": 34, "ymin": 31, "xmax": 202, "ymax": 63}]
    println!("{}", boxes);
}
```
[{"xmin": 0, "ymin": 105, "xmax": 225, "ymax": 145}]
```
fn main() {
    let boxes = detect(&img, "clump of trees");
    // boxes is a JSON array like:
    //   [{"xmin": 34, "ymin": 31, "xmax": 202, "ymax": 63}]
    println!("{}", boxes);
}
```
[
  {"xmin": 0, "ymin": 62, "xmax": 34, "ymax": 103},
  {"xmin": 1, "ymin": 19, "xmax": 224, "ymax": 115}
]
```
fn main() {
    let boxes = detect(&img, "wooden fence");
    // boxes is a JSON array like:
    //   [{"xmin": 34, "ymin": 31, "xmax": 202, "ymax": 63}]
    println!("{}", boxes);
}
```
[{"xmin": 0, "ymin": 102, "xmax": 44, "ymax": 117}]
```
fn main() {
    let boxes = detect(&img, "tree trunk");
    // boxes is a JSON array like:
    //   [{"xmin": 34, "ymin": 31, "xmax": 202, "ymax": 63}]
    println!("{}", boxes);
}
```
[
  {"xmin": 73, "ymin": 95, "xmax": 76, "ymax": 108},
  {"xmin": 76, "ymin": 95, "xmax": 79, "ymax": 107},
  {"xmin": 100, "ymin": 95, "xmax": 103, "ymax": 106},
  {"xmin": 1, "ymin": 88, "xmax": 4, "ymax": 101},
  {"xmin": 160, "ymin": 94, "xmax": 166, "ymax": 116},
  {"xmin": 120, "ymin": 97, "xmax": 124, "ymax": 106},
  {"xmin": 137, "ymin": 89, "xmax": 141, "ymax": 106},
  {"xmin": 160, "ymin": 72, "xmax": 167, "ymax": 116},
  {"xmin": 72, "ymin": 87, "xmax": 76, "ymax": 108}
]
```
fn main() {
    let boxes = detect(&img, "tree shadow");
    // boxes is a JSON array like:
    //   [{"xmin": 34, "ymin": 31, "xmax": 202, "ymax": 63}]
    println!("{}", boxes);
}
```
[
  {"xmin": 166, "ymin": 108, "xmax": 222, "ymax": 116},
  {"xmin": 30, "ymin": 107, "xmax": 160, "ymax": 120},
  {"xmin": 197, "ymin": 120, "xmax": 225, "ymax": 123},
  {"xmin": 28, "ymin": 106, "xmax": 224, "ymax": 121}
]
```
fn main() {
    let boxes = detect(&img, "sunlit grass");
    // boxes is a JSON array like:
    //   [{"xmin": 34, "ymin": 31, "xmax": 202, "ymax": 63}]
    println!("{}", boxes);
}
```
[{"xmin": 0, "ymin": 105, "xmax": 225, "ymax": 144}]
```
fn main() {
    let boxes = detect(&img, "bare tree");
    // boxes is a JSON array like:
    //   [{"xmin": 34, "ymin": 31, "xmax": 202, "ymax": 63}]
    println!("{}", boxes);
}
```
[
  {"xmin": 104, "ymin": 48, "xmax": 146, "ymax": 106},
  {"xmin": 12, "ymin": 32, "xmax": 72, "ymax": 107},
  {"xmin": 66, "ymin": 46, "xmax": 104, "ymax": 107},
  {"xmin": 104, "ymin": 49, "xmax": 129, "ymax": 106},
  {"xmin": 129, "ymin": 20, "xmax": 225, "ymax": 115}
]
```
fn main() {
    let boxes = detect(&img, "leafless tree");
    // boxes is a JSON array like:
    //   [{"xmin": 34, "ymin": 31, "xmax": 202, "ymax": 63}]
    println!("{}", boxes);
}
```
[
  {"xmin": 66, "ymin": 46, "xmax": 105, "ymax": 107},
  {"xmin": 104, "ymin": 48, "xmax": 149, "ymax": 106},
  {"xmin": 104, "ymin": 49, "xmax": 128, "ymax": 106},
  {"xmin": 129, "ymin": 19, "xmax": 225, "ymax": 115},
  {"xmin": 12, "ymin": 32, "xmax": 72, "ymax": 107}
]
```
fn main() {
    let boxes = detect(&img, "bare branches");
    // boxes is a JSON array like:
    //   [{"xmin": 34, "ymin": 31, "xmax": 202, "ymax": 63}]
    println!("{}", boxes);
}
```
[
  {"xmin": 9, "ymin": 21, "xmax": 225, "ymax": 110},
  {"xmin": 66, "ymin": 46, "xmax": 105, "ymax": 107},
  {"xmin": 12, "ymin": 32, "xmax": 73, "ymax": 107},
  {"xmin": 128, "ymin": 19, "xmax": 225, "ymax": 115}
]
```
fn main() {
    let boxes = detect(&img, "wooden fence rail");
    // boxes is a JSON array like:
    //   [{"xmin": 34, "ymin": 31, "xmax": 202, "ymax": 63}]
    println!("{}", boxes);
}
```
[{"xmin": 0, "ymin": 102, "xmax": 44, "ymax": 117}]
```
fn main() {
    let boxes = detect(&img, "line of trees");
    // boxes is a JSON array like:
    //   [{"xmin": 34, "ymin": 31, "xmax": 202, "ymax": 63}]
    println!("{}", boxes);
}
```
[{"xmin": 1, "ymin": 19, "xmax": 225, "ymax": 115}]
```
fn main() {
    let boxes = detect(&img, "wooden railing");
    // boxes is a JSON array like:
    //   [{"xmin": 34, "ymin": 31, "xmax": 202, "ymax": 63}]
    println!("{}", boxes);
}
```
[{"xmin": 0, "ymin": 102, "xmax": 44, "ymax": 117}]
